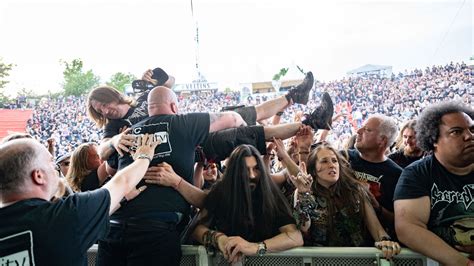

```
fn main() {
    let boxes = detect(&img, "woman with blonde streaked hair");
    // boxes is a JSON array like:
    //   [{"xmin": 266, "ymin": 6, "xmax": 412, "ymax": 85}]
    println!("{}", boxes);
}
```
[{"xmin": 66, "ymin": 142, "xmax": 109, "ymax": 192}]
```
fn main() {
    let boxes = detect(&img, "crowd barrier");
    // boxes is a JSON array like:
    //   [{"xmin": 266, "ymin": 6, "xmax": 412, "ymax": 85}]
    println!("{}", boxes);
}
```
[{"xmin": 87, "ymin": 245, "xmax": 442, "ymax": 265}]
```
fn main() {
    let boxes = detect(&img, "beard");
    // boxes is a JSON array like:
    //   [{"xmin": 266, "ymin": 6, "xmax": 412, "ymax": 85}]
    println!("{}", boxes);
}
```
[
  {"xmin": 404, "ymin": 146, "xmax": 422, "ymax": 157},
  {"xmin": 249, "ymin": 182, "xmax": 257, "ymax": 191}
]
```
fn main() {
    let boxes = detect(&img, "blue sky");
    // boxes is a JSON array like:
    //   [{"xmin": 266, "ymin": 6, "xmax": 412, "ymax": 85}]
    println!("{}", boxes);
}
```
[{"xmin": 0, "ymin": 0, "xmax": 471, "ymax": 95}]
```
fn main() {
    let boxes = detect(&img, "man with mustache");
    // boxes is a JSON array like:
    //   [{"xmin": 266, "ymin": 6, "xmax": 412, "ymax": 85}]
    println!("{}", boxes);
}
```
[
  {"xmin": 394, "ymin": 101, "xmax": 474, "ymax": 266},
  {"xmin": 389, "ymin": 119, "xmax": 426, "ymax": 168}
]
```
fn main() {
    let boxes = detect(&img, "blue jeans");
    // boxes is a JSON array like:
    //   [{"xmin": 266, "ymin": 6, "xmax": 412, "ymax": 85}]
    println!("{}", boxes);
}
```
[{"xmin": 97, "ymin": 219, "xmax": 181, "ymax": 266}]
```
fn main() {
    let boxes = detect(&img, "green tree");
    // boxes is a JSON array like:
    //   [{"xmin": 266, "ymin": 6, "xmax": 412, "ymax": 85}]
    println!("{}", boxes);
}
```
[
  {"xmin": 272, "ymin": 67, "xmax": 289, "ymax": 81},
  {"xmin": 17, "ymin": 87, "xmax": 36, "ymax": 97},
  {"xmin": 61, "ymin": 58, "xmax": 100, "ymax": 96},
  {"xmin": 0, "ymin": 57, "xmax": 14, "ymax": 105},
  {"xmin": 106, "ymin": 72, "xmax": 136, "ymax": 92}
]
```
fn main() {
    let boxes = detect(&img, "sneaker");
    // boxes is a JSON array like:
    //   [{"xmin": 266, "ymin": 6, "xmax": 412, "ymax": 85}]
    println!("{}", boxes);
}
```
[
  {"xmin": 132, "ymin": 80, "xmax": 155, "ymax": 93},
  {"xmin": 286, "ymin": 71, "xmax": 314, "ymax": 104},
  {"xmin": 303, "ymin": 92, "xmax": 334, "ymax": 130}
]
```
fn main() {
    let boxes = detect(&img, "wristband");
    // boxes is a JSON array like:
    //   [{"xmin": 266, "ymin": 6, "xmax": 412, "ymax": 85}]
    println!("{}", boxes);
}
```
[
  {"xmin": 380, "ymin": 235, "xmax": 391, "ymax": 241},
  {"xmin": 109, "ymin": 142, "xmax": 115, "ymax": 151},
  {"xmin": 135, "ymin": 153, "xmax": 152, "ymax": 162},
  {"xmin": 276, "ymin": 111, "xmax": 284, "ymax": 116}
]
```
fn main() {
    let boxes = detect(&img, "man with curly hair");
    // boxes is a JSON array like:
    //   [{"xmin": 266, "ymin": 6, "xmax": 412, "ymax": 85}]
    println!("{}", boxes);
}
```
[{"xmin": 394, "ymin": 101, "xmax": 474, "ymax": 266}]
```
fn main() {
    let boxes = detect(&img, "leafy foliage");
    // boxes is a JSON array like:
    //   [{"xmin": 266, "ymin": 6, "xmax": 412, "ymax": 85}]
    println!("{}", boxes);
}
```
[
  {"xmin": 106, "ymin": 72, "xmax": 136, "ymax": 92},
  {"xmin": 0, "ymin": 57, "xmax": 14, "ymax": 105},
  {"xmin": 272, "ymin": 67, "xmax": 289, "ymax": 81},
  {"xmin": 61, "ymin": 59, "xmax": 100, "ymax": 96}
]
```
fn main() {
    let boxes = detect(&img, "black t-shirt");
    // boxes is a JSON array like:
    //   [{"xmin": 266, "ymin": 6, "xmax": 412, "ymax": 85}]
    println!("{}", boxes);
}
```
[
  {"xmin": 388, "ymin": 149, "xmax": 424, "ymax": 168},
  {"xmin": 394, "ymin": 155, "xmax": 474, "ymax": 246},
  {"xmin": 112, "ymin": 113, "xmax": 210, "ymax": 220},
  {"xmin": 0, "ymin": 189, "xmax": 110, "ymax": 266},
  {"xmin": 347, "ymin": 149, "xmax": 403, "ymax": 212},
  {"xmin": 80, "ymin": 169, "xmax": 100, "ymax": 192}
]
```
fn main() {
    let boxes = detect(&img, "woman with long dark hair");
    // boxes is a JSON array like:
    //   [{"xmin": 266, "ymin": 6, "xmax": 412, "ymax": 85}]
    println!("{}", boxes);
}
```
[{"xmin": 293, "ymin": 142, "xmax": 401, "ymax": 259}]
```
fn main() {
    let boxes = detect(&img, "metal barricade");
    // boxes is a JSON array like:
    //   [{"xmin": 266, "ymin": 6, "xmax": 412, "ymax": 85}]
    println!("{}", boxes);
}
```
[{"xmin": 87, "ymin": 245, "xmax": 434, "ymax": 266}]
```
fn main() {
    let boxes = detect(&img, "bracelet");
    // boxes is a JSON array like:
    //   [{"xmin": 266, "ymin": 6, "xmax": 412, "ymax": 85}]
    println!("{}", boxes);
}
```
[
  {"xmin": 298, "ymin": 151, "xmax": 309, "ymax": 155},
  {"xmin": 276, "ymin": 111, "xmax": 284, "ymax": 116},
  {"xmin": 380, "ymin": 235, "xmax": 391, "ymax": 241},
  {"xmin": 108, "ymin": 142, "xmax": 115, "ymax": 151},
  {"xmin": 174, "ymin": 178, "xmax": 183, "ymax": 190},
  {"xmin": 135, "ymin": 153, "xmax": 152, "ymax": 162},
  {"xmin": 294, "ymin": 192, "xmax": 316, "ymax": 226}
]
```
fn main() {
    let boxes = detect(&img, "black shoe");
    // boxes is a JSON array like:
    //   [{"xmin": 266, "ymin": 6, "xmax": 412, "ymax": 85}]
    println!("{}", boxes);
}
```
[
  {"xmin": 303, "ymin": 92, "xmax": 334, "ymax": 130},
  {"xmin": 286, "ymin": 71, "xmax": 314, "ymax": 104},
  {"xmin": 132, "ymin": 80, "xmax": 155, "ymax": 93}
]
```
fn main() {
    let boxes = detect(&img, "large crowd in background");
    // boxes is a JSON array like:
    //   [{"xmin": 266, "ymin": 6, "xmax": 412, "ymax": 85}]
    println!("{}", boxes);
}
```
[
  {"xmin": 1, "ymin": 61, "xmax": 472, "ymax": 266},
  {"xmin": 16, "ymin": 61, "xmax": 472, "ymax": 157}
]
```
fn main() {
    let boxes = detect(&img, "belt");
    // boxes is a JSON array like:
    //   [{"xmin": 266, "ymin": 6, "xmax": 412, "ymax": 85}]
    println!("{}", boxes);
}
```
[{"xmin": 110, "ymin": 218, "xmax": 176, "ymax": 231}]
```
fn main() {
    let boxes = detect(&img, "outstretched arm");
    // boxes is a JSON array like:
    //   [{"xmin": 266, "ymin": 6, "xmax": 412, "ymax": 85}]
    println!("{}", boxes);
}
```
[{"xmin": 103, "ymin": 134, "xmax": 160, "ymax": 214}]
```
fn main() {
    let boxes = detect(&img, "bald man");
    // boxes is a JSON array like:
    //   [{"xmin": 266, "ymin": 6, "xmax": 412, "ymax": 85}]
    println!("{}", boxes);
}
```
[
  {"xmin": 97, "ymin": 86, "xmax": 247, "ymax": 266},
  {"xmin": 0, "ymin": 136, "xmax": 158, "ymax": 266},
  {"xmin": 87, "ymin": 68, "xmax": 315, "ymax": 161}
]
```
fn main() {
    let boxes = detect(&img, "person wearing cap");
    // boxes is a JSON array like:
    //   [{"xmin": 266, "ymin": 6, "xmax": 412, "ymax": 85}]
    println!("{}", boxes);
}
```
[{"xmin": 56, "ymin": 153, "xmax": 71, "ymax": 177}]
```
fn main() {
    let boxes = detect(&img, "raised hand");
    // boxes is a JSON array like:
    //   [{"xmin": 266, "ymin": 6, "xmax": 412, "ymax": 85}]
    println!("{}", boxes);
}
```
[
  {"xmin": 294, "ymin": 125, "xmax": 314, "ymax": 150},
  {"xmin": 289, "ymin": 161, "xmax": 313, "ymax": 193},
  {"xmin": 142, "ymin": 69, "xmax": 158, "ymax": 86},
  {"xmin": 132, "ymin": 133, "xmax": 160, "ymax": 161},
  {"xmin": 263, "ymin": 142, "xmax": 277, "ymax": 169}
]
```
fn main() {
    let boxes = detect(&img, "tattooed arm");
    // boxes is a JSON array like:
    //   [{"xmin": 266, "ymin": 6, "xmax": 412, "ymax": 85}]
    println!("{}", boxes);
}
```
[{"xmin": 209, "ymin": 111, "xmax": 247, "ymax": 133}]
